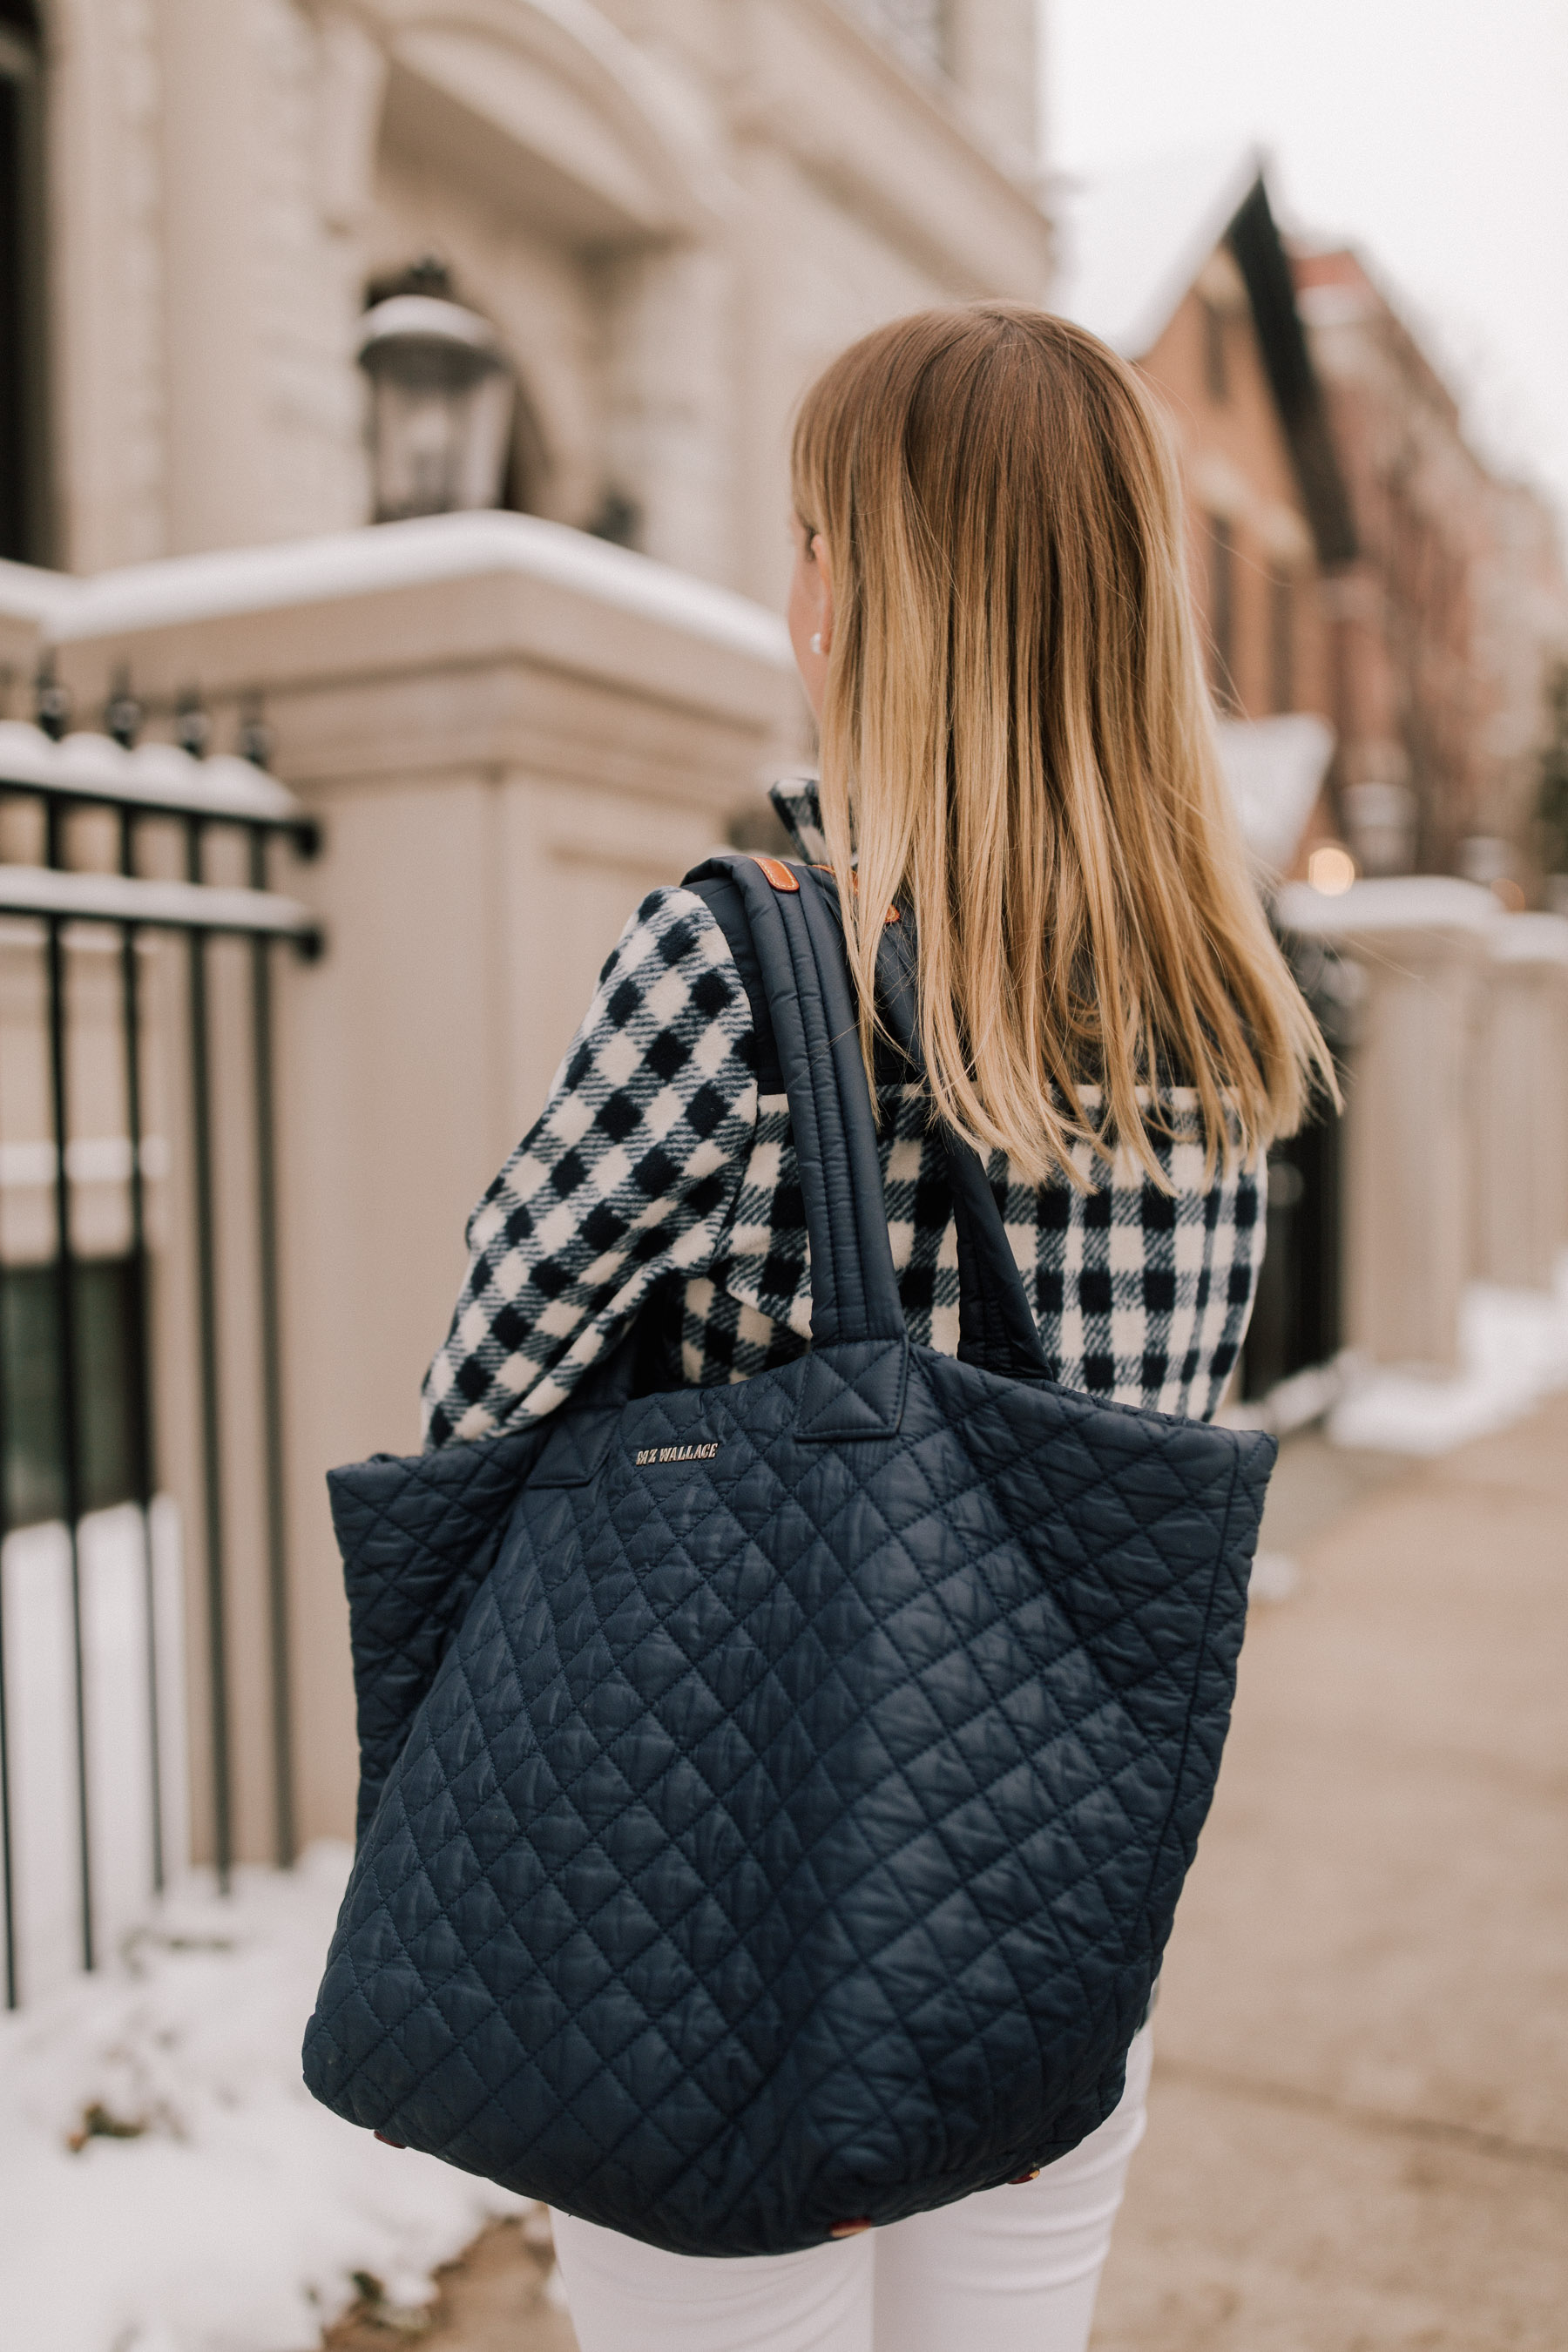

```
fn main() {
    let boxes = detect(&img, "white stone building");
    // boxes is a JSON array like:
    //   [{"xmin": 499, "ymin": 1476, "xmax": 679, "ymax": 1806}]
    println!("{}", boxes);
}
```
[{"xmin": 5, "ymin": 0, "xmax": 1048, "ymax": 605}]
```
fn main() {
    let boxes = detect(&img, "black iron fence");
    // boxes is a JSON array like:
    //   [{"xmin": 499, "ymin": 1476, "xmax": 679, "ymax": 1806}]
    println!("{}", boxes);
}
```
[
  {"xmin": 1240, "ymin": 926, "xmax": 1362, "ymax": 1406},
  {"xmin": 0, "ymin": 713, "xmax": 320, "ymax": 2005}
]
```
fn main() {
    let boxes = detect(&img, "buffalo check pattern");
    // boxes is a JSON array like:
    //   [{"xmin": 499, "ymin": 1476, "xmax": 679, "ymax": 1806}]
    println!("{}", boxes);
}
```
[{"xmin": 422, "ymin": 784, "xmax": 1267, "ymax": 1449}]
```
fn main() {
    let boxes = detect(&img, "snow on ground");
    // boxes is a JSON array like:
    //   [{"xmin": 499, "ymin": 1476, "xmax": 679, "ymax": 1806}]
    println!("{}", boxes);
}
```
[
  {"xmin": 3, "ymin": 1502, "xmax": 190, "ymax": 2006},
  {"xmin": 1330, "ymin": 1263, "xmax": 1568, "ymax": 1455},
  {"xmin": 0, "ymin": 1844, "xmax": 524, "ymax": 2352}
]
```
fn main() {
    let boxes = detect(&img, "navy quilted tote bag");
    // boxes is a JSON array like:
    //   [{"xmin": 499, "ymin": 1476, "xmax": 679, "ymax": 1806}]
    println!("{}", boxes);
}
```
[{"xmin": 303, "ymin": 854, "xmax": 1274, "ymax": 2256}]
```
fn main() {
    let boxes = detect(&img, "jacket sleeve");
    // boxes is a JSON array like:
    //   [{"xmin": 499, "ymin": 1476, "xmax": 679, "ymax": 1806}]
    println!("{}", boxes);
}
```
[{"xmin": 421, "ymin": 886, "xmax": 759, "ymax": 1449}]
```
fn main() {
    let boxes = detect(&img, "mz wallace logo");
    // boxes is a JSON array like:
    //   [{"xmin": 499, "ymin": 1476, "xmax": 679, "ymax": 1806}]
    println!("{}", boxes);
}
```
[{"xmin": 634, "ymin": 1442, "xmax": 720, "ymax": 1467}]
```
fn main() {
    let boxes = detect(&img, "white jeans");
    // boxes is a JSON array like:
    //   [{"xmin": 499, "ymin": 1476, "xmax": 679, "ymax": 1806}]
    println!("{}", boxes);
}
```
[{"xmin": 550, "ymin": 2022, "xmax": 1152, "ymax": 2352}]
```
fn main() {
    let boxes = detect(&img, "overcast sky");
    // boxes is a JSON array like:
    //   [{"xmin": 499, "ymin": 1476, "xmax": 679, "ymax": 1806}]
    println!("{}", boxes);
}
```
[{"xmin": 1045, "ymin": 0, "xmax": 1568, "ymax": 530}]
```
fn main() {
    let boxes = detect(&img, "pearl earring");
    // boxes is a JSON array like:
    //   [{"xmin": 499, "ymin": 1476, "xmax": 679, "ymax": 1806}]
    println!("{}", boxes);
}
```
[{"xmin": 810, "ymin": 632, "xmax": 823, "ymax": 656}]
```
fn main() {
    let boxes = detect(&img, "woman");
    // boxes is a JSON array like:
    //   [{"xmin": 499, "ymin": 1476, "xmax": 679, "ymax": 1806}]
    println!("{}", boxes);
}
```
[{"xmin": 421, "ymin": 305, "xmax": 1329, "ymax": 2352}]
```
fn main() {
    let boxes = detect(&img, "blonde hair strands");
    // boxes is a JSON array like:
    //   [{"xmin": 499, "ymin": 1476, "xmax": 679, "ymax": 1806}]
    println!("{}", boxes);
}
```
[{"xmin": 791, "ymin": 304, "xmax": 1335, "ymax": 1186}]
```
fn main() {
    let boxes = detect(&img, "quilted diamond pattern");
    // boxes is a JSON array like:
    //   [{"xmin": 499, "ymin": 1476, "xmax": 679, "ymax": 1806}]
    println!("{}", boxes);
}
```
[
  {"xmin": 305, "ymin": 1350, "xmax": 1270, "ymax": 2254},
  {"xmin": 328, "ymin": 1423, "xmax": 551, "ymax": 1840},
  {"xmin": 303, "ymin": 858, "xmax": 1274, "ymax": 2257}
]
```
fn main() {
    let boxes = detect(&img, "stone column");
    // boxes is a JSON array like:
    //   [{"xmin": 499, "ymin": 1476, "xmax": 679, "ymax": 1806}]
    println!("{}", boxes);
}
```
[
  {"xmin": 1475, "ymin": 916, "xmax": 1568, "ymax": 1289},
  {"xmin": 152, "ymin": 0, "xmax": 274, "ymax": 552},
  {"xmin": 1277, "ymin": 877, "xmax": 1499, "ymax": 1371},
  {"xmin": 601, "ymin": 237, "xmax": 737, "ymax": 589}
]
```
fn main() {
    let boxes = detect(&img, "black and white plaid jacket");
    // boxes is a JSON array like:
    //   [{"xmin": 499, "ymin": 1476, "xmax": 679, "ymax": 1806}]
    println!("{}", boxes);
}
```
[{"xmin": 422, "ymin": 783, "xmax": 1266, "ymax": 1450}]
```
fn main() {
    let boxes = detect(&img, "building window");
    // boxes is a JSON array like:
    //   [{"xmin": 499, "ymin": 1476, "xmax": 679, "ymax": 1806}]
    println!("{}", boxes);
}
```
[
  {"xmin": 840, "ymin": 0, "xmax": 948, "ymax": 77},
  {"xmin": 1203, "ymin": 300, "xmax": 1229, "ymax": 404},
  {"xmin": 1270, "ymin": 573, "xmax": 1295, "ymax": 713},
  {"xmin": 2, "ymin": 1258, "xmax": 145, "ymax": 1531},
  {"xmin": 0, "ymin": 0, "xmax": 48, "ymax": 565},
  {"xmin": 1208, "ymin": 517, "xmax": 1237, "ymax": 706}
]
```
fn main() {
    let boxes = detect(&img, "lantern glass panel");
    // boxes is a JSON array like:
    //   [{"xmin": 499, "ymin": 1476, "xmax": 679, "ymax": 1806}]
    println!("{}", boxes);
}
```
[{"xmin": 359, "ymin": 299, "xmax": 517, "ymax": 523}]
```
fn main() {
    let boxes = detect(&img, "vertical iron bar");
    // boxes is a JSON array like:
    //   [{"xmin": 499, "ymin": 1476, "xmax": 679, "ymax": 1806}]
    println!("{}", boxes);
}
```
[
  {"xmin": 185, "ymin": 819, "xmax": 232, "ymax": 1892},
  {"xmin": 118, "ymin": 809, "xmax": 164, "ymax": 1893},
  {"xmin": 44, "ymin": 796, "xmax": 94, "ymax": 1970},
  {"xmin": 0, "ymin": 1064, "xmax": 16, "ymax": 2008},
  {"xmin": 247, "ymin": 827, "xmax": 294, "ymax": 1866}
]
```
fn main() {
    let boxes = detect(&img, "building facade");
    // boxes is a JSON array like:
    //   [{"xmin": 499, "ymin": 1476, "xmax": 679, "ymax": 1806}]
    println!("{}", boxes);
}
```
[
  {"xmin": 1053, "ymin": 148, "xmax": 1355, "ymax": 880},
  {"xmin": 5, "ymin": 0, "xmax": 1047, "ymax": 610},
  {"xmin": 1294, "ymin": 246, "xmax": 1568, "ymax": 890}
]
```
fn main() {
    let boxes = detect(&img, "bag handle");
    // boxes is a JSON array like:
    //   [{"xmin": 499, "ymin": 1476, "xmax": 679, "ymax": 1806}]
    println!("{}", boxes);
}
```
[
  {"xmin": 694, "ymin": 855, "xmax": 908, "ymax": 1348},
  {"xmin": 871, "ymin": 911, "xmax": 1050, "ymax": 1382},
  {"xmin": 686, "ymin": 856, "xmax": 1047, "ymax": 1400}
]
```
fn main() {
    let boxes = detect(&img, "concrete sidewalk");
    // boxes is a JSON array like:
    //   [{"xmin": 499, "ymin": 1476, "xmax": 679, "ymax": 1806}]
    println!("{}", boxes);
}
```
[
  {"xmin": 331, "ymin": 1398, "xmax": 1568, "ymax": 2350},
  {"xmin": 1092, "ymin": 1395, "xmax": 1568, "ymax": 2349}
]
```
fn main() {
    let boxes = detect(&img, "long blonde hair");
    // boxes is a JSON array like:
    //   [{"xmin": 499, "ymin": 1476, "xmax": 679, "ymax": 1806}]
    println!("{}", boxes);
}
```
[{"xmin": 791, "ymin": 303, "xmax": 1334, "ymax": 1182}]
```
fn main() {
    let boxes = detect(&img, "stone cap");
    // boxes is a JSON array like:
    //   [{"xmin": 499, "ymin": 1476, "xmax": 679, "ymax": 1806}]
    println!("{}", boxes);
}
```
[
  {"xmin": 1488, "ymin": 911, "xmax": 1568, "ymax": 970},
  {"xmin": 1277, "ymin": 875, "xmax": 1501, "ymax": 961},
  {"xmin": 46, "ymin": 511, "xmax": 799, "ymax": 734}
]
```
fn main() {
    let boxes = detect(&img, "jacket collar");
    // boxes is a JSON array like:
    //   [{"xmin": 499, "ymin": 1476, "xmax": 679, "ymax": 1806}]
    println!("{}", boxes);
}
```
[{"xmin": 767, "ymin": 776, "xmax": 828, "ymax": 864}]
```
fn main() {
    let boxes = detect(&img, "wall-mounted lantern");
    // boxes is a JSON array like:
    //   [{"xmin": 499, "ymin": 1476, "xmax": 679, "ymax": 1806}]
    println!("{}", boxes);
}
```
[{"xmin": 356, "ymin": 264, "xmax": 515, "ymax": 524}]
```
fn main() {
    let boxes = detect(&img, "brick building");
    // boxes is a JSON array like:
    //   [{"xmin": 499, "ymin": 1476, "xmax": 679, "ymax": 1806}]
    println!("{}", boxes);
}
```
[
  {"xmin": 1294, "ymin": 246, "xmax": 1568, "ymax": 889},
  {"xmin": 1053, "ymin": 147, "xmax": 1356, "ymax": 880}
]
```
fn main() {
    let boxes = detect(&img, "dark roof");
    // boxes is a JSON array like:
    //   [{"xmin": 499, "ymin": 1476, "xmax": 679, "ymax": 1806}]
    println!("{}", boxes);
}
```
[{"xmin": 1226, "ymin": 178, "xmax": 1358, "ymax": 568}]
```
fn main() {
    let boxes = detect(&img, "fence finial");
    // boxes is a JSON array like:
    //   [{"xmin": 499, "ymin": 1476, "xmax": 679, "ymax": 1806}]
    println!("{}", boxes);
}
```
[
  {"xmin": 105, "ymin": 669, "xmax": 142, "ymax": 750},
  {"xmin": 34, "ymin": 659, "xmax": 70, "ymax": 742},
  {"xmin": 175, "ymin": 689, "xmax": 212, "ymax": 760},
  {"xmin": 238, "ymin": 696, "xmax": 273, "ymax": 771}
]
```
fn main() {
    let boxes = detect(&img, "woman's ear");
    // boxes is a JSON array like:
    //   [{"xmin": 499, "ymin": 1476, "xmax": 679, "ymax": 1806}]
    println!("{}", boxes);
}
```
[{"xmin": 787, "ymin": 518, "xmax": 835, "ymax": 719}]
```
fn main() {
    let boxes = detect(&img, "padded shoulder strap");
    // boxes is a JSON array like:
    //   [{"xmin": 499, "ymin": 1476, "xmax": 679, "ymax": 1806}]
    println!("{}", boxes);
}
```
[
  {"xmin": 685, "ymin": 872, "xmax": 783, "ymax": 1093},
  {"xmin": 684, "ymin": 852, "xmax": 1046, "ymax": 1389},
  {"xmin": 684, "ymin": 854, "xmax": 905, "ymax": 1355}
]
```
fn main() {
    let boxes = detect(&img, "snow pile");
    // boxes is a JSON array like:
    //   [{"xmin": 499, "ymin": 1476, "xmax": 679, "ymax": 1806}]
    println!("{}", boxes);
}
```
[
  {"xmin": 0, "ymin": 1844, "xmax": 524, "ymax": 2352},
  {"xmin": 1330, "ymin": 1264, "xmax": 1568, "ymax": 1455}
]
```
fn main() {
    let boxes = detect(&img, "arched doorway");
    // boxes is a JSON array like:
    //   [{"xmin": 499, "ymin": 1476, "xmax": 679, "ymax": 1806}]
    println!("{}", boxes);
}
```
[{"xmin": 0, "ymin": 0, "xmax": 48, "ymax": 565}]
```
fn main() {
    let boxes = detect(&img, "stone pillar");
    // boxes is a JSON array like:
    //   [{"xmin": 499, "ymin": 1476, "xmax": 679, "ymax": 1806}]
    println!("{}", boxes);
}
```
[
  {"xmin": 153, "ymin": 0, "xmax": 274, "ymax": 552},
  {"xmin": 601, "ymin": 238, "xmax": 737, "ymax": 588},
  {"xmin": 1277, "ymin": 877, "xmax": 1499, "ymax": 1371},
  {"xmin": 152, "ymin": 0, "xmax": 368, "ymax": 552},
  {"xmin": 49, "ymin": 0, "xmax": 172, "ymax": 570},
  {"xmin": 1475, "ymin": 916, "xmax": 1568, "ymax": 1289}
]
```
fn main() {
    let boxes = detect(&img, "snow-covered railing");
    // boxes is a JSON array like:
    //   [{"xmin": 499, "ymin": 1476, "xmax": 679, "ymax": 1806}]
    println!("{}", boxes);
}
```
[{"xmin": 0, "ymin": 719, "xmax": 320, "ymax": 2007}]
